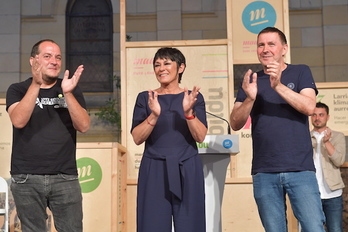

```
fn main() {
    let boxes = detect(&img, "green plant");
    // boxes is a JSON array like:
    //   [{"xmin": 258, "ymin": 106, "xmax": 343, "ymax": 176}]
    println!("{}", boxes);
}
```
[{"xmin": 94, "ymin": 99, "xmax": 120, "ymax": 128}]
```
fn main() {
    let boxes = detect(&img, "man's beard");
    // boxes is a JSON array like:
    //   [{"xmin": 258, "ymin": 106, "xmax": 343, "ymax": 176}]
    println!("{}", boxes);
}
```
[
  {"xmin": 313, "ymin": 122, "xmax": 325, "ymax": 130},
  {"xmin": 43, "ymin": 75, "xmax": 59, "ymax": 85}
]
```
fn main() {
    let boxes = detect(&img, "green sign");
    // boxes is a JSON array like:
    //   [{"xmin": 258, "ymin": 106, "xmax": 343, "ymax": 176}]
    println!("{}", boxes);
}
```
[{"xmin": 77, "ymin": 157, "xmax": 102, "ymax": 193}]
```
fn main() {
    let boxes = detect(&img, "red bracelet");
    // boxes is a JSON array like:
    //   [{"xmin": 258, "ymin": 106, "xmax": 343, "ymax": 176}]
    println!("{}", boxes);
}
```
[
  {"xmin": 146, "ymin": 118, "xmax": 156, "ymax": 126},
  {"xmin": 184, "ymin": 114, "xmax": 195, "ymax": 120}
]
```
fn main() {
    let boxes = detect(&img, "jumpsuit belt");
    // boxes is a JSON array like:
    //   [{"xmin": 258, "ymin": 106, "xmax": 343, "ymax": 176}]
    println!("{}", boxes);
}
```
[
  {"xmin": 144, "ymin": 152, "xmax": 197, "ymax": 201},
  {"xmin": 166, "ymin": 156, "xmax": 182, "ymax": 200}
]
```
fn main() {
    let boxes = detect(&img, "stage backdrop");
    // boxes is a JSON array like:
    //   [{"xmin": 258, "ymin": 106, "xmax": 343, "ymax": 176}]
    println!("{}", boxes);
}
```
[
  {"xmin": 120, "ymin": 0, "xmax": 292, "ymax": 231},
  {"xmin": 122, "ymin": 0, "xmax": 291, "ymax": 182}
]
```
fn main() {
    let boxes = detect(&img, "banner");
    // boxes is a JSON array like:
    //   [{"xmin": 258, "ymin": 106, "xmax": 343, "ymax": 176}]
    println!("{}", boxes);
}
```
[
  {"xmin": 316, "ymin": 86, "xmax": 348, "ymax": 134},
  {"xmin": 231, "ymin": 0, "xmax": 288, "ymax": 64}
]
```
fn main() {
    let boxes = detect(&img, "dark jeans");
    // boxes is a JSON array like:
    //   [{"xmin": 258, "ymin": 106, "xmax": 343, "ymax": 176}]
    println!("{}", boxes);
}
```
[
  {"xmin": 322, "ymin": 196, "xmax": 343, "ymax": 232},
  {"xmin": 11, "ymin": 174, "xmax": 83, "ymax": 232}
]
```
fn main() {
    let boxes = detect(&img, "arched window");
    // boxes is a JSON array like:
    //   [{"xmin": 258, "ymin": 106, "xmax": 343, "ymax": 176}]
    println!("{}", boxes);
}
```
[{"xmin": 66, "ymin": 0, "xmax": 113, "ymax": 92}]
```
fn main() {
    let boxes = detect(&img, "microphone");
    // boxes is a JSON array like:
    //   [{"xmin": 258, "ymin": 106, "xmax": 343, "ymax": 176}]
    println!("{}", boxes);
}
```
[{"xmin": 206, "ymin": 111, "xmax": 231, "ymax": 134}]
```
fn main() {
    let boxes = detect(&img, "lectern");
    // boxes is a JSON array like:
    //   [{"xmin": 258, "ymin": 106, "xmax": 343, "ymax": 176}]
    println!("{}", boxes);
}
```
[{"xmin": 198, "ymin": 135, "xmax": 239, "ymax": 232}]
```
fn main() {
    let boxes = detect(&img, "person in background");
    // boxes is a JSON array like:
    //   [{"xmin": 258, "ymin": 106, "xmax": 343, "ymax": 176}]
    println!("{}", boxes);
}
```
[
  {"xmin": 131, "ymin": 47, "xmax": 207, "ymax": 232},
  {"xmin": 230, "ymin": 27, "xmax": 325, "ymax": 232},
  {"xmin": 6, "ymin": 39, "xmax": 90, "ymax": 232},
  {"xmin": 311, "ymin": 102, "xmax": 345, "ymax": 232}
]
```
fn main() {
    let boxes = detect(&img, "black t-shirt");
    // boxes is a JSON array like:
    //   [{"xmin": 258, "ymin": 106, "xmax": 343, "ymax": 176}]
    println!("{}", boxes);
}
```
[{"xmin": 6, "ymin": 78, "xmax": 87, "ymax": 175}]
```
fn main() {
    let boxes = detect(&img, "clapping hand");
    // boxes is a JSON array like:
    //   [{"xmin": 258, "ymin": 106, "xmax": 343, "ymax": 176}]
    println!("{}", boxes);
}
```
[
  {"xmin": 183, "ymin": 86, "xmax": 200, "ymax": 115},
  {"xmin": 148, "ymin": 90, "xmax": 161, "ymax": 117},
  {"xmin": 62, "ymin": 65, "xmax": 84, "ymax": 94}
]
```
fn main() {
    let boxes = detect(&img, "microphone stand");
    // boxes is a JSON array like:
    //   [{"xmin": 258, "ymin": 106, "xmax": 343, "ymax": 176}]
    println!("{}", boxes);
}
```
[{"xmin": 206, "ymin": 111, "xmax": 231, "ymax": 134}]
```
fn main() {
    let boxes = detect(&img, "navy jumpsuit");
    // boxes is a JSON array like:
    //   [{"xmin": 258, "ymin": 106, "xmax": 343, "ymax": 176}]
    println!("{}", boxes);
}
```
[{"xmin": 131, "ymin": 91, "xmax": 207, "ymax": 232}]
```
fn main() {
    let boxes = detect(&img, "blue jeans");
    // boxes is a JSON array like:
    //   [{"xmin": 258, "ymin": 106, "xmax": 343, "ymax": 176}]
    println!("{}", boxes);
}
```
[
  {"xmin": 252, "ymin": 171, "xmax": 325, "ymax": 232},
  {"xmin": 322, "ymin": 196, "xmax": 343, "ymax": 232},
  {"xmin": 11, "ymin": 174, "xmax": 83, "ymax": 232}
]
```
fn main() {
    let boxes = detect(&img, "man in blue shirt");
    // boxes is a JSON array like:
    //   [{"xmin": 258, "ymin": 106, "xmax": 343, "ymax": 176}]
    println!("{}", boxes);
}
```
[{"xmin": 230, "ymin": 27, "xmax": 325, "ymax": 232}]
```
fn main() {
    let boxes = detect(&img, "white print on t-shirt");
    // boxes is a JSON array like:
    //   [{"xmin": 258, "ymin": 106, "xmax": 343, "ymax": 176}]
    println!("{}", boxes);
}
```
[{"xmin": 35, "ymin": 97, "xmax": 67, "ymax": 109}]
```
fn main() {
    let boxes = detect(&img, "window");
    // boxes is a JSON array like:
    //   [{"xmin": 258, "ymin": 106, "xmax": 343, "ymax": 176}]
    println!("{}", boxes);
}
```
[{"xmin": 66, "ymin": 0, "xmax": 113, "ymax": 92}]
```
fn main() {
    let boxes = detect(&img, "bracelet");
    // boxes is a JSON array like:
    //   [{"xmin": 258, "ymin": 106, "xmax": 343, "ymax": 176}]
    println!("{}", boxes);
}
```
[
  {"xmin": 146, "ymin": 118, "xmax": 156, "ymax": 126},
  {"xmin": 184, "ymin": 112, "xmax": 195, "ymax": 120}
]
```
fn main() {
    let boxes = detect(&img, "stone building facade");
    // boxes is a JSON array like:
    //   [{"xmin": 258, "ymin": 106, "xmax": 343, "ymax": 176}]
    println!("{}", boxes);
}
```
[{"xmin": 1, "ymin": 0, "xmax": 347, "ymax": 96}]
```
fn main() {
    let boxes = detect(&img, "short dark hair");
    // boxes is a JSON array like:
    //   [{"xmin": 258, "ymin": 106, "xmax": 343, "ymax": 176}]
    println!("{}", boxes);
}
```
[
  {"xmin": 258, "ymin": 27, "xmax": 287, "ymax": 45},
  {"xmin": 153, "ymin": 47, "xmax": 186, "ymax": 83},
  {"xmin": 316, "ymin": 102, "xmax": 329, "ymax": 114},
  {"xmin": 30, "ymin": 39, "xmax": 57, "ymax": 57}
]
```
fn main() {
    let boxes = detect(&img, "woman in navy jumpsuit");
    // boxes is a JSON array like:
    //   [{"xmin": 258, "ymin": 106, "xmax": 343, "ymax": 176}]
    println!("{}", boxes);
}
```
[{"xmin": 131, "ymin": 47, "xmax": 208, "ymax": 232}]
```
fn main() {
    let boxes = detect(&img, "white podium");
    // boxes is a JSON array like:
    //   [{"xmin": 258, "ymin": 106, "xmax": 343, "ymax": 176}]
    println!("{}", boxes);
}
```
[{"xmin": 198, "ymin": 135, "xmax": 239, "ymax": 232}]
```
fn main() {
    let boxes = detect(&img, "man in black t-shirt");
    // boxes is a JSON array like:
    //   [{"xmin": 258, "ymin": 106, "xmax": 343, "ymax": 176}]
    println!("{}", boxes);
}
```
[{"xmin": 6, "ymin": 39, "xmax": 90, "ymax": 232}]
